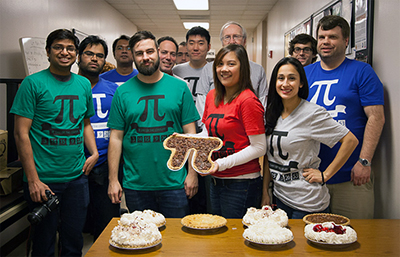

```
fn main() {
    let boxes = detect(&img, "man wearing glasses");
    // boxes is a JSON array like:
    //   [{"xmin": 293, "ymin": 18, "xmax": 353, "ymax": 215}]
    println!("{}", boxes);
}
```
[
  {"xmin": 196, "ymin": 21, "xmax": 268, "ymax": 122},
  {"xmin": 11, "ymin": 29, "xmax": 98, "ymax": 256},
  {"xmin": 289, "ymin": 33, "xmax": 318, "ymax": 66},
  {"xmin": 78, "ymin": 35, "xmax": 119, "ymax": 241},
  {"xmin": 100, "ymin": 35, "xmax": 138, "ymax": 85}
]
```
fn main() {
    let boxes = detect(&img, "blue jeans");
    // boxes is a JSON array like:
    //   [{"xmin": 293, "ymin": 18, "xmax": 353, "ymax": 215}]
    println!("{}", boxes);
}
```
[
  {"xmin": 209, "ymin": 176, "xmax": 262, "ymax": 218},
  {"xmin": 124, "ymin": 188, "xmax": 189, "ymax": 218},
  {"xmin": 24, "ymin": 174, "xmax": 89, "ymax": 257},
  {"xmin": 87, "ymin": 161, "xmax": 120, "ymax": 240},
  {"xmin": 275, "ymin": 197, "xmax": 330, "ymax": 219}
]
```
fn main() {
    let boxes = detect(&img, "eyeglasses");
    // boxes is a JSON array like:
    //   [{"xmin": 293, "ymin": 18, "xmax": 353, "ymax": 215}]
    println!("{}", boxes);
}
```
[
  {"xmin": 83, "ymin": 51, "xmax": 105, "ymax": 59},
  {"xmin": 51, "ymin": 45, "xmax": 76, "ymax": 53},
  {"xmin": 222, "ymin": 35, "xmax": 243, "ymax": 42},
  {"xmin": 293, "ymin": 47, "xmax": 313, "ymax": 54},
  {"xmin": 116, "ymin": 46, "xmax": 131, "ymax": 51}
]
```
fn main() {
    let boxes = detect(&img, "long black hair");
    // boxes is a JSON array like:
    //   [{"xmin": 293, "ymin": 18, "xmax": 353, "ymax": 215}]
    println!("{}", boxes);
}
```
[{"xmin": 265, "ymin": 57, "xmax": 309, "ymax": 135}]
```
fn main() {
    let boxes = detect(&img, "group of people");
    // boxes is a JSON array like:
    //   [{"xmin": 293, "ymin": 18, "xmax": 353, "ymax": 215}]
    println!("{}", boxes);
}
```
[{"xmin": 10, "ymin": 15, "xmax": 384, "ymax": 257}]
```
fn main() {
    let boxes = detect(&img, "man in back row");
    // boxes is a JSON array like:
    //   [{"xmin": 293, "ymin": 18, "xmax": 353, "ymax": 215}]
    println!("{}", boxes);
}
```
[
  {"xmin": 173, "ymin": 26, "xmax": 211, "ymax": 105},
  {"xmin": 305, "ymin": 15, "xmax": 385, "ymax": 219},
  {"xmin": 176, "ymin": 41, "xmax": 189, "ymax": 64},
  {"xmin": 195, "ymin": 21, "xmax": 268, "ymax": 122},
  {"xmin": 78, "ymin": 35, "xmax": 120, "ymax": 241},
  {"xmin": 289, "ymin": 33, "xmax": 317, "ymax": 66},
  {"xmin": 100, "ymin": 35, "xmax": 138, "ymax": 85}
]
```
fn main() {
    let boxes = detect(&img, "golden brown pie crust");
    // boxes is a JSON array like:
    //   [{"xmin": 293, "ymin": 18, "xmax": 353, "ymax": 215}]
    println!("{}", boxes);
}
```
[
  {"xmin": 163, "ymin": 134, "xmax": 223, "ymax": 174},
  {"xmin": 181, "ymin": 214, "xmax": 227, "ymax": 229},
  {"xmin": 303, "ymin": 213, "xmax": 350, "ymax": 226}
]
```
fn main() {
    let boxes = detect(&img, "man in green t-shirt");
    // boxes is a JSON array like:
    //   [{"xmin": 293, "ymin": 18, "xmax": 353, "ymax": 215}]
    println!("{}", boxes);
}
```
[
  {"xmin": 11, "ymin": 29, "xmax": 98, "ymax": 256},
  {"xmin": 107, "ymin": 31, "xmax": 200, "ymax": 218}
]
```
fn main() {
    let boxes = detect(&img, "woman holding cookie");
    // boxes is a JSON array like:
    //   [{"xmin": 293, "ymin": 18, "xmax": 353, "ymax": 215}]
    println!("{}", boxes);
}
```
[{"xmin": 201, "ymin": 44, "xmax": 266, "ymax": 218}]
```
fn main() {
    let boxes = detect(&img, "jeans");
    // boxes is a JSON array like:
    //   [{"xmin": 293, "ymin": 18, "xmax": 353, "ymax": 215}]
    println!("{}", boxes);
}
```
[
  {"xmin": 24, "ymin": 174, "xmax": 89, "ymax": 257},
  {"xmin": 124, "ymin": 188, "xmax": 189, "ymax": 218},
  {"xmin": 87, "ymin": 161, "xmax": 120, "ymax": 240},
  {"xmin": 209, "ymin": 176, "xmax": 262, "ymax": 218},
  {"xmin": 275, "ymin": 197, "xmax": 330, "ymax": 219}
]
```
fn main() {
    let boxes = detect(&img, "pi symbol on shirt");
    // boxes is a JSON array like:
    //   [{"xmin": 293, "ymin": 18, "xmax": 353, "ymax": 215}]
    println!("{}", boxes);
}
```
[
  {"xmin": 309, "ymin": 79, "xmax": 338, "ymax": 106},
  {"xmin": 93, "ymin": 93, "xmax": 108, "ymax": 119}
]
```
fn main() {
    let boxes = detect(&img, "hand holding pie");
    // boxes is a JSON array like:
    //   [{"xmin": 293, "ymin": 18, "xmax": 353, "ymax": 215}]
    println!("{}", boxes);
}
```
[{"xmin": 163, "ymin": 134, "xmax": 223, "ymax": 174}]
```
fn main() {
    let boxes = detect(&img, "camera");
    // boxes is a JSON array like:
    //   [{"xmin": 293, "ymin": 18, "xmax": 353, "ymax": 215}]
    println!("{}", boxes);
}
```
[{"xmin": 27, "ymin": 190, "xmax": 59, "ymax": 225}]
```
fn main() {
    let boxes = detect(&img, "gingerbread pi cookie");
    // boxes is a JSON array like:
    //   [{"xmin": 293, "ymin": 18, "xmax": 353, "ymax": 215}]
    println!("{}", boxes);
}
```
[{"xmin": 163, "ymin": 134, "xmax": 223, "ymax": 174}]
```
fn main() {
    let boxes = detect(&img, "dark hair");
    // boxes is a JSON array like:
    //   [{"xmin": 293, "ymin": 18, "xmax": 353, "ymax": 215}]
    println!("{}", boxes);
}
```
[
  {"xmin": 78, "ymin": 35, "xmax": 108, "ymax": 58},
  {"xmin": 129, "ymin": 31, "xmax": 157, "ymax": 51},
  {"xmin": 317, "ymin": 15, "xmax": 350, "ymax": 39},
  {"xmin": 179, "ymin": 41, "xmax": 187, "ymax": 47},
  {"xmin": 265, "ymin": 57, "xmax": 309, "ymax": 135},
  {"xmin": 112, "ymin": 35, "xmax": 130, "ymax": 55},
  {"xmin": 186, "ymin": 26, "xmax": 211, "ymax": 45},
  {"xmin": 212, "ymin": 44, "xmax": 253, "ymax": 107},
  {"xmin": 288, "ymin": 33, "xmax": 317, "ymax": 62},
  {"xmin": 157, "ymin": 36, "xmax": 178, "ymax": 52},
  {"xmin": 45, "ymin": 29, "xmax": 79, "ymax": 52}
]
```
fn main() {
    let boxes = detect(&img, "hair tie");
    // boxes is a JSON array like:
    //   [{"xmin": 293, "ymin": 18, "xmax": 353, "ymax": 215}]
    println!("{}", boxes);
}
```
[{"xmin": 321, "ymin": 171, "xmax": 325, "ymax": 186}]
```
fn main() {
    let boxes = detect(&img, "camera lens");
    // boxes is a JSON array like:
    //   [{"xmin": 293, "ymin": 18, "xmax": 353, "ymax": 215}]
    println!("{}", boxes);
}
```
[{"xmin": 27, "ymin": 205, "xmax": 49, "ymax": 225}]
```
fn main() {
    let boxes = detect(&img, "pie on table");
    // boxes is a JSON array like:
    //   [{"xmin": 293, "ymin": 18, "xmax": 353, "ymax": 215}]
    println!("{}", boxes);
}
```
[
  {"xmin": 181, "ymin": 214, "xmax": 227, "ymax": 229},
  {"xmin": 303, "ymin": 213, "xmax": 350, "ymax": 226},
  {"xmin": 304, "ymin": 222, "xmax": 357, "ymax": 244}
]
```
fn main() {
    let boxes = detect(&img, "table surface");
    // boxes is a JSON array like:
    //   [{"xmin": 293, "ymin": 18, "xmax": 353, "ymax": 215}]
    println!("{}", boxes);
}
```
[{"xmin": 85, "ymin": 218, "xmax": 400, "ymax": 256}]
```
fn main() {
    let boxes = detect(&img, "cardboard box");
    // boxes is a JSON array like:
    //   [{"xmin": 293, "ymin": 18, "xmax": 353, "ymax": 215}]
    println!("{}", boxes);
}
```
[
  {"xmin": 0, "ymin": 130, "xmax": 7, "ymax": 170},
  {"xmin": 0, "ymin": 167, "xmax": 23, "ymax": 195}
]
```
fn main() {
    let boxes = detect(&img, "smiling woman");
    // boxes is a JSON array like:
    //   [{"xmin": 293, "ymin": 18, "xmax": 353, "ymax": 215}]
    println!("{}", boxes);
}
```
[{"xmin": 201, "ymin": 44, "xmax": 266, "ymax": 219}]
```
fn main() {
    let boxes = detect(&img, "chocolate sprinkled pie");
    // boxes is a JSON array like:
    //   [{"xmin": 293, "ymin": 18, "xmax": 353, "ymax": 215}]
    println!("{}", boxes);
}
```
[{"xmin": 303, "ymin": 213, "xmax": 350, "ymax": 226}]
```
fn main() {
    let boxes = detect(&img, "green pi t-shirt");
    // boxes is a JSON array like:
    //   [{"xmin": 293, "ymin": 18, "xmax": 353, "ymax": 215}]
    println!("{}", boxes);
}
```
[{"xmin": 10, "ymin": 69, "xmax": 94, "ymax": 183}]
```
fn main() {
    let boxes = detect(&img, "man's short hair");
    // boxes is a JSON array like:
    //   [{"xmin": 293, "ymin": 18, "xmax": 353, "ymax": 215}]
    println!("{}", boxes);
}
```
[
  {"xmin": 79, "ymin": 35, "xmax": 108, "ymax": 58},
  {"xmin": 112, "ymin": 35, "xmax": 130, "ymax": 55},
  {"xmin": 185, "ymin": 26, "xmax": 210, "ymax": 45},
  {"xmin": 288, "ymin": 33, "xmax": 317, "ymax": 63},
  {"xmin": 317, "ymin": 15, "xmax": 350, "ymax": 39},
  {"xmin": 129, "ymin": 31, "xmax": 157, "ymax": 51},
  {"xmin": 179, "ymin": 41, "xmax": 186, "ymax": 47},
  {"xmin": 219, "ymin": 21, "xmax": 247, "ymax": 42},
  {"xmin": 157, "ymin": 36, "xmax": 178, "ymax": 52},
  {"xmin": 45, "ymin": 29, "xmax": 79, "ymax": 52}
]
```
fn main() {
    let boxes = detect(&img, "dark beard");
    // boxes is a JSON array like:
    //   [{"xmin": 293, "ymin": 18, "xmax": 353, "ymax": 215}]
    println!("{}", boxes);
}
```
[{"xmin": 135, "ymin": 58, "xmax": 160, "ymax": 76}]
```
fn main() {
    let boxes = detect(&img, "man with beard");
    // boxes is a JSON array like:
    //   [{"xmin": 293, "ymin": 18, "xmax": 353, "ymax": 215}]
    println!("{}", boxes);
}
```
[
  {"xmin": 78, "ymin": 35, "xmax": 119, "ymax": 240},
  {"xmin": 100, "ymin": 35, "xmax": 138, "ymax": 86},
  {"xmin": 107, "ymin": 31, "xmax": 200, "ymax": 218}
]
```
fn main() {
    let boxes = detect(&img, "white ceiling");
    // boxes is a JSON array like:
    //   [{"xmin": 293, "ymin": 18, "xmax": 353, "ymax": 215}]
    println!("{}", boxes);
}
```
[{"xmin": 104, "ymin": 0, "xmax": 278, "ymax": 46}]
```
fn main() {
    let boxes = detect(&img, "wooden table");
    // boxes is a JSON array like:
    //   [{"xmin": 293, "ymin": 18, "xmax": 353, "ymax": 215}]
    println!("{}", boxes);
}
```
[{"xmin": 85, "ymin": 218, "xmax": 400, "ymax": 256}]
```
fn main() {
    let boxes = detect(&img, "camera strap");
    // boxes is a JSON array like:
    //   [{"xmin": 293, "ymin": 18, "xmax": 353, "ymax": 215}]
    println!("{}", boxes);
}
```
[{"xmin": 26, "ymin": 225, "xmax": 34, "ymax": 257}]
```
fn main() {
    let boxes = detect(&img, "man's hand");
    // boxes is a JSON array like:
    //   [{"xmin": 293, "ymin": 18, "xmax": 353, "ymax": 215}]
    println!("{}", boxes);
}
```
[
  {"xmin": 351, "ymin": 161, "xmax": 371, "ymax": 186},
  {"xmin": 184, "ymin": 171, "xmax": 198, "ymax": 199},
  {"xmin": 108, "ymin": 180, "xmax": 123, "ymax": 204},
  {"xmin": 28, "ymin": 180, "xmax": 52, "ymax": 203},
  {"xmin": 82, "ymin": 152, "xmax": 99, "ymax": 175}
]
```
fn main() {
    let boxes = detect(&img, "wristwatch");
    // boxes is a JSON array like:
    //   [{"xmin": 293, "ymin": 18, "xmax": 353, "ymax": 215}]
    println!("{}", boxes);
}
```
[{"xmin": 358, "ymin": 158, "xmax": 371, "ymax": 167}]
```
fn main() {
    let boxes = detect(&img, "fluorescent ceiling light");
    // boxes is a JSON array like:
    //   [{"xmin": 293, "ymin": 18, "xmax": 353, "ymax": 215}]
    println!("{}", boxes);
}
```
[
  {"xmin": 183, "ymin": 22, "xmax": 209, "ymax": 30},
  {"xmin": 173, "ymin": 0, "xmax": 209, "ymax": 10}
]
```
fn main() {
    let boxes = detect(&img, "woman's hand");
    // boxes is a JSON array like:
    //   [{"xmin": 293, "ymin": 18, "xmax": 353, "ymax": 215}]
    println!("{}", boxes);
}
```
[
  {"xmin": 199, "ymin": 161, "xmax": 219, "ymax": 176},
  {"xmin": 303, "ymin": 168, "xmax": 325, "ymax": 184}
]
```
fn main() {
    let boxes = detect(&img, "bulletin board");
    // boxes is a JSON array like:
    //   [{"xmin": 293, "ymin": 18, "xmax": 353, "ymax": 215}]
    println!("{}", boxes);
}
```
[{"xmin": 354, "ymin": 0, "xmax": 374, "ymax": 64}]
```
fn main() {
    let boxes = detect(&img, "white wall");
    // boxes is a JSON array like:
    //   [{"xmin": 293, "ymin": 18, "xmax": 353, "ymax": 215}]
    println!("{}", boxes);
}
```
[
  {"xmin": 266, "ymin": 0, "xmax": 400, "ymax": 219},
  {"xmin": 0, "ymin": 0, "xmax": 138, "ymax": 130}
]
